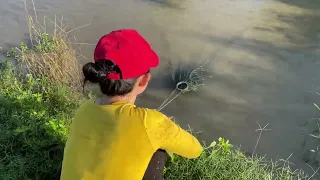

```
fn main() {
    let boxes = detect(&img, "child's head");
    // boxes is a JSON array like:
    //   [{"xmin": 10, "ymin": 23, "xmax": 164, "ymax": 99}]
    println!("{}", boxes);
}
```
[{"xmin": 83, "ymin": 29, "xmax": 159, "ymax": 97}]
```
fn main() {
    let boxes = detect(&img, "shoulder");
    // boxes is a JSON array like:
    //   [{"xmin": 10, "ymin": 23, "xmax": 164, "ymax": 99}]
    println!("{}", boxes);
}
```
[
  {"xmin": 74, "ymin": 99, "xmax": 95, "ymax": 114},
  {"xmin": 136, "ymin": 107, "xmax": 173, "ymax": 132},
  {"xmin": 133, "ymin": 107, "xmax": 167, "ymax": 121}
]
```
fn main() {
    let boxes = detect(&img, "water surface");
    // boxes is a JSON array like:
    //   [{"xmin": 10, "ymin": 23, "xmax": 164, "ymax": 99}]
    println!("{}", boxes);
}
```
[{"xmin": 1, "ymin": 0, "xmax": 320, "ymax": 175}]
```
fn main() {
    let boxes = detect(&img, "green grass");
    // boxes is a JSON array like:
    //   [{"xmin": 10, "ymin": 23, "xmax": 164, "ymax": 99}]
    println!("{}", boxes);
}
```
[{"xmin": 164, "ymin": 138, "xmax": 307, "ymax": 180}]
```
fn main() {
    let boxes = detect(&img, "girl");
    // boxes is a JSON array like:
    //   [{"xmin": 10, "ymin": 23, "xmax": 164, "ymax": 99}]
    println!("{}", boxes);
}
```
[{"xmin": 60, "ymin": 29, "xmax": 203, "ymax": 180}]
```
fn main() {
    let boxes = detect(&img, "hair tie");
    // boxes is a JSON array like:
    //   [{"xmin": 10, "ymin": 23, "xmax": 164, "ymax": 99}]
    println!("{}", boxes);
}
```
[{"xmin": 107, "ymin": 72, "xmax": 121, "ymax": 80}]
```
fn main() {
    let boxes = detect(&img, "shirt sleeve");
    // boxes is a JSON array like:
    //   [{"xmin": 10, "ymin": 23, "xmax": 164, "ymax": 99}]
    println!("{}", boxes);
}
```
[{"xmin": 144, "ymin": 109, "xmax": 203, "ymax": 159}]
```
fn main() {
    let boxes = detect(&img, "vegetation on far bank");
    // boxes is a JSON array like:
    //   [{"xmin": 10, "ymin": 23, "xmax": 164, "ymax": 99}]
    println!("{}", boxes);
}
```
[{"xmin": 0, "ymin": 4, "xmax": 317, "ymax": 180}]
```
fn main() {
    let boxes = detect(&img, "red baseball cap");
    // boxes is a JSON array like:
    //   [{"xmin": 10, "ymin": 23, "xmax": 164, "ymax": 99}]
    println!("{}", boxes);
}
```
[{"xmin": 93, "ymin": 29, "xmax": 159, "ymax": 80}]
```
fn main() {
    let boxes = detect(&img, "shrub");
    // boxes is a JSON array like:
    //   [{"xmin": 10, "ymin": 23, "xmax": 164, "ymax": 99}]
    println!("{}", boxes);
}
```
[{"xmin": 0, "ymin": 62, "xmax": 81, "ymax": 179}]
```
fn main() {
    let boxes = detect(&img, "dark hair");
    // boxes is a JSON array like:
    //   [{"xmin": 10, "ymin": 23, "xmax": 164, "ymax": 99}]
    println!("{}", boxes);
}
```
[{"xmin": 82, "ymin": 59, "xmax": 137, "ymax": 96}]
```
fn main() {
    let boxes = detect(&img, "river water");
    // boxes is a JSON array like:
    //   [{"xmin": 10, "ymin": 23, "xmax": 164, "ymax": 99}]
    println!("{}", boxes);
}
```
[{"xmin": 1, "ymin": 0, "xmax": 320, "ymax": 176}]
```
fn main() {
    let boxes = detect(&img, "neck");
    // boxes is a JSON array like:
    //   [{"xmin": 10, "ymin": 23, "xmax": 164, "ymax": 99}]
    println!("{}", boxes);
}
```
[{"xmin": 96, "ymin": 94, "xmax": 136, "ymax": 105}]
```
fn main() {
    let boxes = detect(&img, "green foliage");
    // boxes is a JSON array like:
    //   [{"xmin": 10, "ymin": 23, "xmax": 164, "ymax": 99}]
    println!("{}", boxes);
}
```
[
  {"xmin": 5, "ymin": 33, "xmax": 55, "ymax": 62},
  {"xmin": 6, "ymin": 47, "xmax": 20, "ymax": 60},
  {"xmin": 164, "ymin": 137, "xmax": 307, "ymax": 180},
  {"xmin": 35, "ymin": 33, "xmax": 55, "ymax": 53},
  {"xmin": 0, "ymin": 62, "xmax": 81, "ymax": 179},
  {"xmin": 20, "ymin": 42, "xmax": 28, "ymax": 53},
  {"xmin": 6, "ymin": 42, "xmax": 29, "ymax": 61}
]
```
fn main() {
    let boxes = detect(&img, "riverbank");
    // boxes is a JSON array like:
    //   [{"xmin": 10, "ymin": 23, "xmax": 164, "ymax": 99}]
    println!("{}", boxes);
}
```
[
  {"xmin": 0, "ymin": 59, "xmax": 310, "ymax": 179},
  {"xmin": 0, "ymin": 11, "xmax": 316, "ymax": 179}
]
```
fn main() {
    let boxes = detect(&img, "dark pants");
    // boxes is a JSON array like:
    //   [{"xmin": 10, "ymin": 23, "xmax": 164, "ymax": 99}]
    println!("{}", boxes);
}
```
[{"xmin": 143, "ymin": 149, "xmax": 168, "ymax": 180}]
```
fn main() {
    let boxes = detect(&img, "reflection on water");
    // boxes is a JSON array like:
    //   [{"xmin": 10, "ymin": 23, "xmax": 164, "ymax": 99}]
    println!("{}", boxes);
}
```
[
  {"xmin": 147, "ymin": 0, "xmax": 192, "ymax": 9},
  {"xmin": 1, "ymin": 0, "xmax": 320, "ymax": 175}
]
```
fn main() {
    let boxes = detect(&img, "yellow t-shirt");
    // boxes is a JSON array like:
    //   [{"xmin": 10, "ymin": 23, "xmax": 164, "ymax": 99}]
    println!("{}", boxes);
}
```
[{"xmin": 60, "ymin": 99, "xmax": 203, "ymax": 180}]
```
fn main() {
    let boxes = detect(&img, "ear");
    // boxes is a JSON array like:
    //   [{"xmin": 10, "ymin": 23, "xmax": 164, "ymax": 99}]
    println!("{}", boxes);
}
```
[{"xmin": 138, "ymin": 73, "xmax": 151, "ymax": 87}]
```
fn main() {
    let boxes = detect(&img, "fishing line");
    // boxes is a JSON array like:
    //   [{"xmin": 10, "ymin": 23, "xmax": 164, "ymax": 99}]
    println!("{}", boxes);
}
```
[
  {"xmin": 157, "ymin": 90, "xmax": 183, "ymax": 111},
  {"xmin": 157, "ymin": 88, "xmax": 179, "ymax": 111}
]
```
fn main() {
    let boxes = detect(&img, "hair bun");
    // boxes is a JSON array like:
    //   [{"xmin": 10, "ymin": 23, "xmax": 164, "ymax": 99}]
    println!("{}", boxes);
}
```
[
  {"xmin": 82, "ymin": 62, "xmax": 106, "ymax": 83},
  {"xmin": 82, "ymin": 59, "xmax": 137, "ymax": 96}
]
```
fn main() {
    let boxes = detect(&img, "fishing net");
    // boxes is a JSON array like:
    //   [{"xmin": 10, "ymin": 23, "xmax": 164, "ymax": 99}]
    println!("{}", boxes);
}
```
[{"xmin": 157, "ymin": 59, "xmax": 211, "ymax": 111}]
